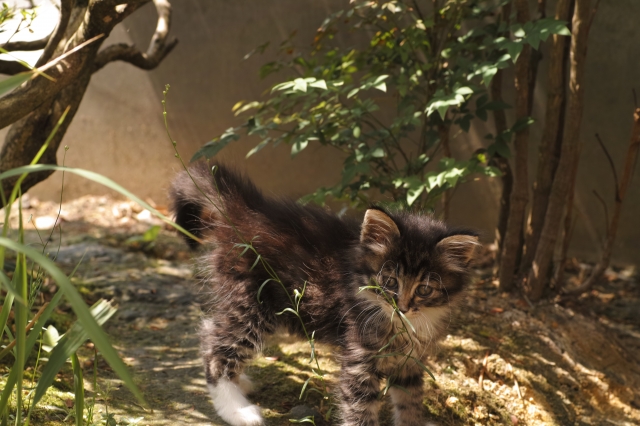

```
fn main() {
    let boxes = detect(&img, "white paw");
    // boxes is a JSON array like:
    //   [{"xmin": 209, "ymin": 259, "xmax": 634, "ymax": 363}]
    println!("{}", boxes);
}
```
[
  {"xmin": 236, "ymin": 404, "xmax": 263, "ymax": 426},
  {"xmin": 238, "ymin": 373, "xmax": 255, "ymax": 395},
  {"xmin": 208, "ymin": 380, "xmax": 264, "ymax": 426}
]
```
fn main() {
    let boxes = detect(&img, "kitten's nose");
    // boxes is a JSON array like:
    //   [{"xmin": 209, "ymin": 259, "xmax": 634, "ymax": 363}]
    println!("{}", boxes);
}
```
[{"xmin": 397, "ymin": 303, "xmax": 409, "ymax": 314}]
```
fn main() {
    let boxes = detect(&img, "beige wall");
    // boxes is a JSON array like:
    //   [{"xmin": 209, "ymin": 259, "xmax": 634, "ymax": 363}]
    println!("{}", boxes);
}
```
[{"xmin": 6, "ymin": 0, "xmax": 639, "ymax": 265}]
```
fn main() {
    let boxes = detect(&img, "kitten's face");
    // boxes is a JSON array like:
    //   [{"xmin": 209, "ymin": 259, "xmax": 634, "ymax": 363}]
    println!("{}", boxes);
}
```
[{"xmin": 357, "ymin": 208, "xmax": 478, "ymax": 324}]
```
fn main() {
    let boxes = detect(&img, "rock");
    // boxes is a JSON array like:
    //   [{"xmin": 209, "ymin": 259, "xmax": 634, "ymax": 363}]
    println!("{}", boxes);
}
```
[{"xmin": 289, "ymin": 405, "xmax": 325, "ymax": 425}]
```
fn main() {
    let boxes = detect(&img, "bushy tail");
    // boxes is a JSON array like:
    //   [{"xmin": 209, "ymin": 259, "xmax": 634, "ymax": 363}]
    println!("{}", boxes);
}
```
[{"xmin": 169, "ymin": 162, "xmax": 265, "ymax": 249}]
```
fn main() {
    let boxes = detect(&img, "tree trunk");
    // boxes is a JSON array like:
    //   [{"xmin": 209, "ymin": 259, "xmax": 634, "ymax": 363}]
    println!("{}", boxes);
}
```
[
  {"xmin": 525, "ymin": 0, "xmax": 593, "ymax": 301},
  {"xmin": 490, "ymin": 69, "xmax": 513, "ymax": 267},
  {"xmin": 440, "ymin": 122, "xmax": 451, "ymax": 221},
  {"xmin": 498, "ymin": 0, "xmax": 531, "ymax": 292},
  {"xmin": 0, "ymin": 73, "xmax": 91, "ymax": 199},
  {"xmin": 521, "ymin": 0, "xmax": 573, "ymax": 276},
  {"xmin": 0, "ymin": 0, "xmax": 176, "ymax": 207}
]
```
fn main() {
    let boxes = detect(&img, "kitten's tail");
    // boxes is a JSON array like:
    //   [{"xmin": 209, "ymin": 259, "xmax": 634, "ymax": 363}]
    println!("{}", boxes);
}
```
[{"xmin": 169, "ymin": 162, "xmax": 265, "ymax": 249}]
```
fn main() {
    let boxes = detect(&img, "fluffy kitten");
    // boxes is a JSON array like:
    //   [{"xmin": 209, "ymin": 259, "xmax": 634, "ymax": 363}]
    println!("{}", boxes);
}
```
[{"xmin": 170, "ymin": 162, "xmax": 478, "ymax": 426}]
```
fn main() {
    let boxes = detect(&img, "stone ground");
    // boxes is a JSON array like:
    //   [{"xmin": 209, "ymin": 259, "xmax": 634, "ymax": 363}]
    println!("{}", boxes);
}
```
[{"xmin": 1, "ymin": 195, "xmax": 639, "ymax": 426}]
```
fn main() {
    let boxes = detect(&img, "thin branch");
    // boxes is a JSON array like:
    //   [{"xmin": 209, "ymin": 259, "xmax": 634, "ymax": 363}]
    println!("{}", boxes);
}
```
[
  {"xmin": 35, "ymin": 0, "xmax": 74, "ymax": 67},
  {"xmin": 0, "ymin": 37, "xmax": 49, "ymax": 51},
  {"xmin": 591, "ymin": 189, "xmax": 609, "ymax": 233},
  {"xmin": 595, "ymin": 133, "xmax": 620, "ymax": 201},
  {"xmin": 94, "ymin": 0, "xmax": 177, "ymax": 72},
  {"xmin": 564, "ymin": 107, "xmax": 640, "ymax": 296}
]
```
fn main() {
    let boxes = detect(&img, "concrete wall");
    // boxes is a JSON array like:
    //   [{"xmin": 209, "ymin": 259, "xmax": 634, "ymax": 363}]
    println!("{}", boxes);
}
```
[{"xmin": 7, "ymin": 0, "xmax": 639, "ymax": 265}]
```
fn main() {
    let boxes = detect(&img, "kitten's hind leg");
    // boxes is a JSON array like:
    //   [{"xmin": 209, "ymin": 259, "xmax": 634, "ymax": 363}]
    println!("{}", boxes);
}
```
[{"xmin": 200, "ymin": 316, "xmax": 266, "ymax": 426}]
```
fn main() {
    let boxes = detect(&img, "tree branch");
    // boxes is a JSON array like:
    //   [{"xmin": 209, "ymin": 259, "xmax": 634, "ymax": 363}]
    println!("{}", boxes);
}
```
[
  {"xmin": 35, "ymin": 0, "xmax": 74, "ymax": 67},
  {"xmin": 94, "ymin": 0, "xmax": 177, "ymax": 72},
  {"xmin": 0, "ymin": 60, "xmax": 29, "ymax": 75},
  {"xmin": 595, "ymin": 133, "xmax": 620, "ymax": 201},
  {"xmin": 0, "ymin": 0, "xmax": 151, "ymax": 130},
  {"xmin": 564, "ymin": 107, "xmax": 640, "ymax": 296},
  {"xmin": 0, "ymin": 37, "xmax": 49, "ymax": 52}
]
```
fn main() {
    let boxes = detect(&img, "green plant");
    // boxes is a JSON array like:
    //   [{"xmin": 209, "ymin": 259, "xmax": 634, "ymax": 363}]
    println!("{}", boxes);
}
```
[
  {"xmin": 194, "ymin": 0, "xmax": 569, "ymax": 212},
  {"xmin": 0, "ymin": 103, "xmax": 196, "ymax": 424}
]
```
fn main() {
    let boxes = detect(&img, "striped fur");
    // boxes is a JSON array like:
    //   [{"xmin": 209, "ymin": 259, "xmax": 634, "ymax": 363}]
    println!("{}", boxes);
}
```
[{"xmin": 170, "ymin": 163, "xmax": 478, "ymax": 426}]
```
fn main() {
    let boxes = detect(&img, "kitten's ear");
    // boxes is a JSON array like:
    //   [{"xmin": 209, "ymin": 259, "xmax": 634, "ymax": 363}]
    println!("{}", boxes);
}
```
[
  {"xmin": 360, "ymin": 209, "xmax": 400, "ymax": 252},
  {"xmin": 436, "ymin": 234, "xmax": 479, "ymax": 270}
]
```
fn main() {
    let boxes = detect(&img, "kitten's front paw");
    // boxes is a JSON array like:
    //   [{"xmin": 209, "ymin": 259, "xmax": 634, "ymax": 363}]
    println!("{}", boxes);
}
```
[{"xmin": 235, "ymin": 405, "xmax": 263, "ymax": 426}]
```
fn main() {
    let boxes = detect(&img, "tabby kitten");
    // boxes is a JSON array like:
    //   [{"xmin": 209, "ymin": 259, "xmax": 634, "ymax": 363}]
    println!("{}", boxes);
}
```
[{"xmin": 171, "ymin": 162, "xmax": 479, "ymax": 426}]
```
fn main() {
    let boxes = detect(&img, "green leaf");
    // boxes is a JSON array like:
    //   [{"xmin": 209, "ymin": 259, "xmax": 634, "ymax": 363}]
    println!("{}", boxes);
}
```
[
  {"xmin": 71, "ymin": 352, "xmax": 85, "ymax": 426},
  {"xmin": 299, "ymin": 377, "xmax": 313, "ymax": 399},
  {"xmin": 411, "ymin": 356, "xmax": 436, "ymax": 381},
  {"xmin": 234, "ymin": 101, "xmax": 261, "ymax": 115},
  {"xmin": 29, "ymin": 299, "xmax": 116, "ymax": 410},
  {"xmin": 374, "ymin": 81, "xmax": 387, "ymax": 92},
  {"xmin": 246, "ymin": 139, "xmax": 270, "ymax": 158},
  {"xmin": 276, "ymin": 307, "xmax": 300, "ymax": 317},
  {"xmin": 398, "ymin": 310, "xmax": 416, "ymax": 334},
  {"xmin": 309, "ymin": 79, "xmax": 328, "ymax": 90},
  {"xmin": 257, "ymin": 279, "xmax": 274, "ymax": 303},
  {"xmin": 125, "ymin": 225, "xmax": 161, "ymax": 245},
  {"xmin": 505, "ymin": 40, "xmax": 524, "ymax": 62},
  {"xmin": 512, "ymin": 116, "xmax": 535, "ymax": 133},
  {"xmin": 480, "ymin": 65, "xmax": 498, "ymax": 87},
  {"xmin": 289, "ymin": 415, "xmax": 316, "ymax": 424},
  {"xmin": 0, "ymin": 71, "xmax": 32, "ymax": 97},
  {"xmin": 192, "ymin": 129, "xmax": 240, "ymax": 161},
  {"xmin": 249, "ymin": 254, "xmax": 262, "ymax": 271},
  {"xmin": 291, "ymin": 139, "xmax": 309, "ymax": 157},
  {"xmin": 293, "ymin": 78, "xmax": 308, "ymax": 93}
]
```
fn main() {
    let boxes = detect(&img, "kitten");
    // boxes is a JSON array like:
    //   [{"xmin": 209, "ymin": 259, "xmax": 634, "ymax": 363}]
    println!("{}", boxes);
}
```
[{"xmin": 170, "ymin": 162, "xmax": 479, "ymax": 426}]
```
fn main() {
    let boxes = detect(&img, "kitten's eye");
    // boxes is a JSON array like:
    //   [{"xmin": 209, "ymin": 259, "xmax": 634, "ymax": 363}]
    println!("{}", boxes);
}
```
[
  {"xmin": 385, "ymin": 277, "xmax": 398, "ymax": 290},
  {"xmin": 415, "ymin": 284, "xmax": 433, "ymax": 297}
]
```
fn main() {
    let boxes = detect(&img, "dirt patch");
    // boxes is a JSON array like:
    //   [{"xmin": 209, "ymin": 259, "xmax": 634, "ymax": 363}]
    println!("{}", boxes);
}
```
[{"xmin": 1, "ymin": 195, "xmax": 638, "ymax": 425}]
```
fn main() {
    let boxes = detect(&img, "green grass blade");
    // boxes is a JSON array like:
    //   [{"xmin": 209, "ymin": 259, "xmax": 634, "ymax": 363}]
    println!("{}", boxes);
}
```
[
  {"xmin": 0, "ymin": 271, "xmax": 25, "ymax": 304},
  {"xmin": 0, "ymin": 165, "xmax": 199, "ymax": 243},
  {"xmin": 0, "ymin": 238, "xmax": 146, "ymax": 406},
  {"xmin": 14, "ymin": 207, "xmax": 28, "ymax": 425},
  {"xmin": 0, "ymin": 364, "xmax": 19, "ymax": 412},
  {"xmin": 0, "ymin": 293, "xmax": 14, "ymax": 342},
  {"xmin": 29, "ymin": 299, "xmax": 115, "ymax": 410},
  {"xmin": 71, "ymin": 353, "xmax": 84, "ymax": 426},
  {"xmin": 0, "ymin": 71, "xmax": 33, "ymax": 97}
]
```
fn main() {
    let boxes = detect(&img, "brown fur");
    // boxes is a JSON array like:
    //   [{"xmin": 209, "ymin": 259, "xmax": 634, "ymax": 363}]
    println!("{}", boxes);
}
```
[{"xmin": 170, "ymin": 162, "xmax": 479, "ymax": 426}]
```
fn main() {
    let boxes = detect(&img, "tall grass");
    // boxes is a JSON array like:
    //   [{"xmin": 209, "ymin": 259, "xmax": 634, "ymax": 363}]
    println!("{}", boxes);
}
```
[{"xmin": 0, "ymin": 107, "xmax": 198, "ymax": 425}]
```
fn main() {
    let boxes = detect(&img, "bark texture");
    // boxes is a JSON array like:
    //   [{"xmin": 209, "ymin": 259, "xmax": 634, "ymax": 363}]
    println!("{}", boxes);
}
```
[
  {"xmin": 0, "ymin": 0, "xmax": 176, "ymax": 206},
  {"xmin": 521, "ymin": 0, "xmax": 573, "ymax": 277},
  {"xmin": 498, "ymin": 0, "xmax": 531, "ymax": 292},
  {"xmin": 525, "ymin": 0, "xmax": 593, "ymax": 301},
  {"xmin": 490, "ymin": 69, "xmax": 513, "ymax": 267}
]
